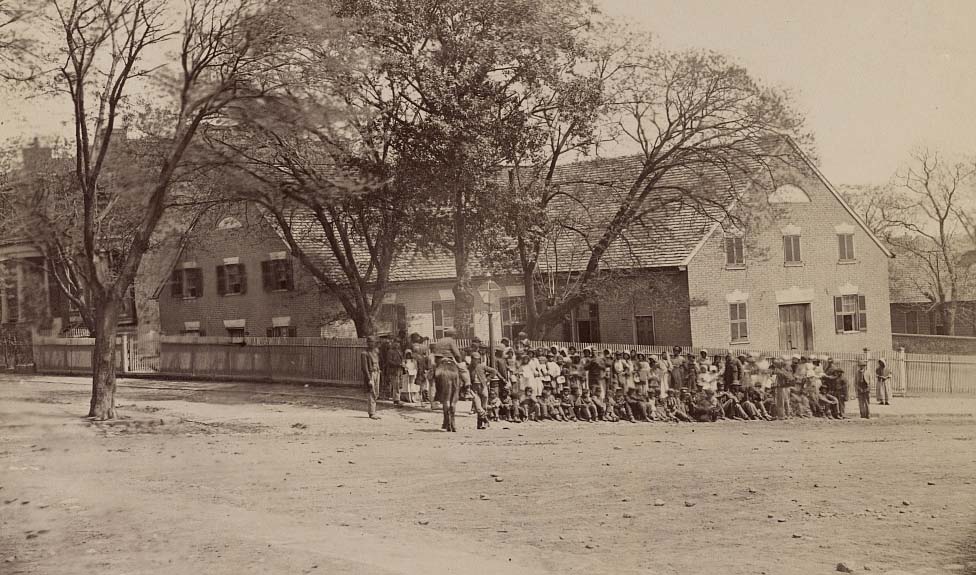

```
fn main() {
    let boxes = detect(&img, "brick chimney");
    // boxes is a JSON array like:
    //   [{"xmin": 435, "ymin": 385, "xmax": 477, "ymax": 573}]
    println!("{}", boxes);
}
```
[{"xmin": 21, "ymin": 137, "xmax": 53, "ymax": 172}]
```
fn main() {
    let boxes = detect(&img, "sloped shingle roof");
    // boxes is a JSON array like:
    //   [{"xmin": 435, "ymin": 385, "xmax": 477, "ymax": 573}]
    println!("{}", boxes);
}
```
[{"xmin": 275, "ymin": 149, "xmax": 768, "ymax": 283}]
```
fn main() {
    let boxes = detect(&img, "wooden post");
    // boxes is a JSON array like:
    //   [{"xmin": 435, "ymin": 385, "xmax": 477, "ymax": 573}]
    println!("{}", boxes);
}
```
[
  {"xmin": 896, "ymin": 347, "xmax": 907, "ymax": 396},
  {"xmin": 120, "ymin": 334, "xmax": 130, "ymax": 374}
]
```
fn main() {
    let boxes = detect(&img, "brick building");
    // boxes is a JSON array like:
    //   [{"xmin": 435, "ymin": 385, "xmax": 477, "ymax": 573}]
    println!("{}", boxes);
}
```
[{"xmin": 156, "ymin": 139, "xmax": 894, "ymax": 353}]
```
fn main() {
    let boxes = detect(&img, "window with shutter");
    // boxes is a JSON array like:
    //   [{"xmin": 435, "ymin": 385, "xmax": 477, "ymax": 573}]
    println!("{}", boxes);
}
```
[
  {"xmin": 857, "ymin": 295, "xmax": 867, "ymax": 331},
  {"xmin": 725, "ymin": 237, "xmax": 745, "ymax": 267},
  {"xmin": 261, "ymin": 261, "xmax": 272, "ymax": 291},
  {"xmin": 838, "ymin": 234, "xmax": 855, "ymax": 261},
  {"xmin": 171, "ymin": 269, "xmax": 184, "ymax": 298},
  {"xmin": 186, "ymin": 268, "xmax": 202, "ymax": 297},
  {"xmin": 729, "ymin": 302, "xmax": 748, "ymax": 342},
  {"xmin": 432, "ymin": 301, "xmax": 455, "ymax": 339},
  {"xmin": 835, "ymin": 294, "xmax": 865, "ymax": 332},
  {"xmin": 783, "ymin": 235, "xmax": 802, "ymax": 264},
  {"xmin": 216, "ymin": 265, "xmax": 227, "ymax": 295}
]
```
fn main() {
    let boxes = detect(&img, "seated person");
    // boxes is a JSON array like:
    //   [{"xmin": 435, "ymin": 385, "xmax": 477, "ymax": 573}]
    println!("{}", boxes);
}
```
[
  {"xmin": 559, "ymin": 388, "xmax": 578, "ymax": 421},
  {"xmin": 603, "ymin": 392, "xmax": 620, "ymax": 422},
  {"xmin": 498, "ymin": 388, "xmax": 514, "ymax": 421},
  {"xmin": 577, "ymin": 388, "xmax": 598, "ymax": 421},
  {"xmin": 614, "ymin": 388, "xmax": 634, "ymax": 422},
  {"xmin": 486, "ymin": 390, "xmax": 501, "ymax": 421},
  {"xmin": 520, "ymin": 387, "xmax": 541, "ymax": 421},
  {"xmin": 665, "ymin": 389, "xmax": 693, "ymax": 422},
  {"xmin": 625, "ymin": 388, "xmax": 651, "ymax": 422}
]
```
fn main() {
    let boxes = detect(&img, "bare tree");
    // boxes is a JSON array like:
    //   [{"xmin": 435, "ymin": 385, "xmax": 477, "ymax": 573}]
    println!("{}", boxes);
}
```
[
  {"xmin": 839, "ymin": 183, "xmax": 913, "ymax": 244},
  {"xmin": 3, "ymin": 0, "xmax": 289, "ymax": 419},
  {"xmin": 889, "ymin": 150, "xmax": 976, "ymax": 334},
  {"xmin": 0, "ymin": 0, "xmax": 39, "ymax": 80},
  {"xmin": 500, "ymin": 36, "xmax": 806, "ymax": 337},
  {"xmin": 844, "ymin": 150, "xmax": 976, "ymax": 334}
]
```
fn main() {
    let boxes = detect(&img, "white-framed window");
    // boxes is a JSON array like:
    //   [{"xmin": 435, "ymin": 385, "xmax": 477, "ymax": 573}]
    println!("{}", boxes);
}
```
[
  {"xmin": 725, "ymin": 236, "xmax": 744, "ymax": 267},
  {"xmin": 499, "ymin": 296, "xmax": 526, "ymax": 340},
  {"xmin": 834, "ymin": 294, "xmax": 867, "ymax": 333},
  {"xmin": 838, "ymin": 233, "xmax": 855, "ymax": 261},
  {"xmin": 432, "ymin": 300, "xmax": 455, "ymax": 340},
  {"xmin": 783, "ymin": 235, "xmax": 802, "ymax": 264},
  {"xmin": 729, "ymin": 302, "xmax": 748, "ymax": 342},
  {"xmin": 226, "ymin": 327, "xmax": 245, "ymax": 338},
  {"xmin": 216, "ymin": 264, "xmax": 247, "ymax": 296}
]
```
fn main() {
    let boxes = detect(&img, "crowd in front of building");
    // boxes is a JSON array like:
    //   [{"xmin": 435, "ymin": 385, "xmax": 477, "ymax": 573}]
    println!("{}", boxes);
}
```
[{"xmin": 360, "ymin": 328, "xmax": 894, "ymax": 430}]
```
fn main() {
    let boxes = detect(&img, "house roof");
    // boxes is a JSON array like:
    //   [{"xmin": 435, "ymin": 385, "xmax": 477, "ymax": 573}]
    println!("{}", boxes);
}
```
[
  {"xmin": 251, "ymin": 135, "xmax": 893, "ymax": 286},
  {"xmin": 539, "ymin": 153, "xmax": 755, "ymax": 271},
  {"xmin": 265, "ymin": 156, "xmax": 747, "ymax": 286},
  {"xmin": 272, "ymin": 141, "xmax": 779, "ymax": 284}
]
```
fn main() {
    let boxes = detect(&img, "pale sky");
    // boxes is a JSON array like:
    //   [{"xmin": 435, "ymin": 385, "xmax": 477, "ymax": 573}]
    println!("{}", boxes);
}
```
[
  {"xmin": 599, "ymin": 0, "xmax": 976, "ymax": 185},
  {"xmin": 3, "ymin": 1, "xmax": 975, "ymax": 186}
]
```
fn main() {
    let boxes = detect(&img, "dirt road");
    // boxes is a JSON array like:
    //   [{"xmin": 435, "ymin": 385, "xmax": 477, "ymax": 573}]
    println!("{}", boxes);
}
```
[{"xmin": 1, "ymin": 375, "xmax": 975, "ymax": 575}]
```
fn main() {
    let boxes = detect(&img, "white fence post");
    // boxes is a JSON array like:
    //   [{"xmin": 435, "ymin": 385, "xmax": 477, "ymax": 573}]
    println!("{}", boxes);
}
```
[
  {"xmin": 121, "ymin": 334, "xmax": 130, "ymax": 374},
  {"xmin": 896, "ymin": 347, "xmax": 907, "ymax": 396}
]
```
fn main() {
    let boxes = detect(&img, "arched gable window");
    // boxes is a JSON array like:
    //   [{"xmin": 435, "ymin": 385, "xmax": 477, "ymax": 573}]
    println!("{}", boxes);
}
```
[
  {"xmin": 769, "ymin": 184, "xmax": 811, "ymax": 204},
  {"xmin": 216, "ymin": 216, "xmax": 243, "ymax": 230}
]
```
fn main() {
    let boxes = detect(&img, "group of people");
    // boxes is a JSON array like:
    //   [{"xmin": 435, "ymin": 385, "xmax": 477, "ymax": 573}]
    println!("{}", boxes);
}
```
[{"xmin": 360, "ymin": 328, "xmax": 893, "ymax": 430}]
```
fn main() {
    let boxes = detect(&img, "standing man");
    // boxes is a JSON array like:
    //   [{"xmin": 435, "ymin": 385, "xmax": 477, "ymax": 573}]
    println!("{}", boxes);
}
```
[
  {"xmin": 772, "ymin": 356, "xmax": 793, "ymax": 420},
  {"xmin": 384, "ymin": 335, "xmax": 404, "ymax": 406},
  {"xmin": 855, "ymin": 360, "xmax": 871, "ymax": 419},
  {"xmin": 361, "ymin": 336, "xmax": 382, "ymax": 420}
]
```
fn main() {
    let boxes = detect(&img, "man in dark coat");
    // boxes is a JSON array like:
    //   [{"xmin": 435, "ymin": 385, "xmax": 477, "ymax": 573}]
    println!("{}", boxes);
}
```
[{"xmin": 361, "ymin": 336, "xmax": 382, "ymax": 420}]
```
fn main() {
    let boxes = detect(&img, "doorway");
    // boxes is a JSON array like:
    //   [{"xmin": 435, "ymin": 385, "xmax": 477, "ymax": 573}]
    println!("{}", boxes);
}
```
[{"xmin": 778, "ymin": 304, "xmax": 813, "ymax": 351}]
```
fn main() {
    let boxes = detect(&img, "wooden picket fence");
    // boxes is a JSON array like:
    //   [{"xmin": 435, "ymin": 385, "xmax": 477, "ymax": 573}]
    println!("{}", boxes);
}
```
[{"xmin": 27, "ymin": 334, "xmax": 976, "ymax": 395}]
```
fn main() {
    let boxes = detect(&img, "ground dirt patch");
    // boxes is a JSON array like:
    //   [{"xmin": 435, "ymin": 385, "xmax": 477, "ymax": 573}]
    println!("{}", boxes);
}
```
[{"xmin": 1, "ymin": 375, "xmax": 975, "ymax": 575}]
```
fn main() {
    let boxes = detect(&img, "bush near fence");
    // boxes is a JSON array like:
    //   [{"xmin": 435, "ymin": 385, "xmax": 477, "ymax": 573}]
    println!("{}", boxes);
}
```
[{"xmin": 28, "ymin": 335, "xmax": 976, "ymax": 396}]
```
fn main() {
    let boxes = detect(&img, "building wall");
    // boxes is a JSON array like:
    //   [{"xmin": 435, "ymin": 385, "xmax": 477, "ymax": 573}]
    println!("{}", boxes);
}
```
[
  {"xmin": 890, "ymin": 302, "xmax": 976, "ymax": 336},
  {"xmin": 892, "ymin": 333, "xmax": 976, "ymax": 355},
  {"xmin": 585, "ymin": 271, "xmax": 692, "ymax": 346},
  {"xmin": 157, "ymin": 209, "xmax": 338, "ymax": 338},
  {"xmin": 686, "ymin": 161, "xmax": 893, "ymax": 353}
]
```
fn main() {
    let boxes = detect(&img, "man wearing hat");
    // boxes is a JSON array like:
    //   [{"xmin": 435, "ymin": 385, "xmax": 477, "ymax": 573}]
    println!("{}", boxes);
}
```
[
  {"xmin": 772, "ymin": 356, "xmax": 793, "ymax": 420},
  {"xmin": 855, "ymin": 359, "xmax": 871, "ymax": 418},
  {"xmin": 361, "ymin": 336, "xmax": 382, "ymax": 420}
]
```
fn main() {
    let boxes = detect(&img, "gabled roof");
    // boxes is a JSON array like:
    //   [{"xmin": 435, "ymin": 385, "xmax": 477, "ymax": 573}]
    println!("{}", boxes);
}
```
[
  {"xmin": 782, "ymin": 138, "xmax": 895, "ymax": 259},
  {"xmin": 243, "ymin": 135, "xmax": 891, "ymax": 286},
  {"xmin": 540, "ymin": 153, "xmax": 754, "ymax": 271}
]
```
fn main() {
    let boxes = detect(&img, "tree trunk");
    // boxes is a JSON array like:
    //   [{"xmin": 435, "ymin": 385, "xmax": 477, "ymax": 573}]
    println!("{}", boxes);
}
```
[
  {"xmin": 88, "ymin": 298, "xmax": 121, "ymax": 420},
  {"xmin": 946, "ymin": 301, "xmax": 957, "ymax": 336},
  {"xmin": 453, "ymin": 280, "xmax": 475, "ymax": 339},
  {"xmin": 353, "ymin": 310, "xmax": 376, "ymax": 338}
]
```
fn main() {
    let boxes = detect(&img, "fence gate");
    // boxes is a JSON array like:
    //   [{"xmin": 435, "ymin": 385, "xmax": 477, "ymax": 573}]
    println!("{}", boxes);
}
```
[
  {"xmin": 0, "ymin": 328, "xmax": 34, "ymax": 370},
  {"xmin": 123, "ymin": 334, "xmax": 160, "ymax": 373}
]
